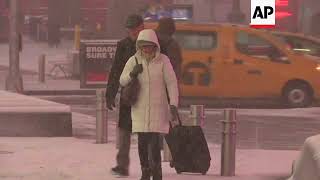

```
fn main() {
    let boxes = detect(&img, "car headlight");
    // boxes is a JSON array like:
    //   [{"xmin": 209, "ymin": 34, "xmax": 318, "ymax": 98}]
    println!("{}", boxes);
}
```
[{"xmin": 316, "ymin": 65, "xmax": 320, "ymax": 71}]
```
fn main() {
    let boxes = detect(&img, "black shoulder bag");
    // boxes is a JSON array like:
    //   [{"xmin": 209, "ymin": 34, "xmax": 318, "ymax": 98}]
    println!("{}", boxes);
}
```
[{"xmin": 121, "ymin": 57, "xmax": 141, "ymax": 106}]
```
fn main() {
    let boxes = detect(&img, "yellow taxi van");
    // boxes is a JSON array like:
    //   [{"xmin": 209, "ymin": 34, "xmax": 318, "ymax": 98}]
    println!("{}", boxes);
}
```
[{"xmin": 145, "ymin": 22, "xmax": 320, "ymax": 108}]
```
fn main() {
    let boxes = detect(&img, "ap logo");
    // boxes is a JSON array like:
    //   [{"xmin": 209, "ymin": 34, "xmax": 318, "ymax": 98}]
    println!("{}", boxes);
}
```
[{"xmin": 250, "ymin": 0, "xmax": 275, "ymax": 28}]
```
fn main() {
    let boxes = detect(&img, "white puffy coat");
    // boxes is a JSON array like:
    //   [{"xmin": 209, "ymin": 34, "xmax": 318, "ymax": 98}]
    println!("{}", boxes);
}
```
[
  {"xmin": 119, "ymin": 29, "xmax": 179, "ymax": 134},
  {"xmin": 288, "ymin": 134, "xmax": 320, "ymax": 180}
]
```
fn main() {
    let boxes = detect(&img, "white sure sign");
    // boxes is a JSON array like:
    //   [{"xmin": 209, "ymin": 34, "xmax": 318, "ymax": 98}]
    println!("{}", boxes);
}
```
[{"xmin": 250, "ymin": 0, "xmax": 275, "ymax": 28}]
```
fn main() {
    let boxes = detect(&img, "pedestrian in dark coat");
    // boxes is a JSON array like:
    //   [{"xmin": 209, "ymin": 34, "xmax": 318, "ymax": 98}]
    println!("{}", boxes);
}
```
[
  {"xmin": 105, "ymin": 14, "xmax": 144, "ymax": 177},
  {"xmin": 156, "ymin": 17, "xmax": 182, "ymax": 80},
  {"xmin": 155, "ymin": 17, "xmax": 183, "ymax": 150}
]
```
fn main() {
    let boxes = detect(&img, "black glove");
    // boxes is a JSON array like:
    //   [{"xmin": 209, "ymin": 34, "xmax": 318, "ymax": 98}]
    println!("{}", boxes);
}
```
[
  {"xmin": 130, "ymin": 64, "xmax": 143, "ymax": 78},
  {"xmin": 106, "ymin": 96, "xmax": 116, "ymax": 110}
]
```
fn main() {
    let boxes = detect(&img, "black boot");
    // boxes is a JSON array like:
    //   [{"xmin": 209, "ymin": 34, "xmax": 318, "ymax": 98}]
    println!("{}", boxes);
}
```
[
  {"xmin": 152, "ymin": 164, "xmax": 162, "ymax": 180},
  {"xmin": 140, "ymin": 167, "xmax": 151, "ymax": 180}
]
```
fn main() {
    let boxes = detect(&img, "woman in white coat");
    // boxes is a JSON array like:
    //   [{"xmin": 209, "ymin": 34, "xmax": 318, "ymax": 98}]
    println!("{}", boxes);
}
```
[
  {"xmin": 288, "ymin": 134, "xmax": 320, "ymax": 180},
  {"xmin": 120, "ymin": 29, "xmax": 179, "ymax": 180}
]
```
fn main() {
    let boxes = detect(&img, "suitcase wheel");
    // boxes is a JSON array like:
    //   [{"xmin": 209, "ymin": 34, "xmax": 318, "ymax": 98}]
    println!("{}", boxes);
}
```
[
  {"xmin": 201, "ymin": 171, "xmax": 207, "ymax": 175},
  {"xmin": 175, "ymin": 168, "xmax": 182, "ymax": 174},
  {"xmin": 170, "ymin": 161, "xmax": 174, "ymax": 168}
]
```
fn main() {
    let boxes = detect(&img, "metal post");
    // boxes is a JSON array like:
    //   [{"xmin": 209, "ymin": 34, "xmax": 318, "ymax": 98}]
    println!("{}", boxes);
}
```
[
  {"xmin": 5, "ymin": 0, "xmax": 23, "ymax": 93},
  {"xmin": 189, "ymin": 105, "xmax": 205, "ymax": 126},
  {"xmin": 221, "ymin": 109, "xmax": 237, "ymax": 176},
  {"xmin": 36, "ymin": 23, "xmax": 40, "ymax": 41},
  {"xmin": 67, "ymin": 50, "xmax": 80, "ymax": 79},
  {"xmin": 96, "ymin": 89, "xmax": 108, "ymax": 144},
  {"xmin": 74, "ymin": 24, "xmax": 80, "ymax": 50},
  {"xmin": 38, "ymin": 54, "xmax": 46, "ymax": 83}
]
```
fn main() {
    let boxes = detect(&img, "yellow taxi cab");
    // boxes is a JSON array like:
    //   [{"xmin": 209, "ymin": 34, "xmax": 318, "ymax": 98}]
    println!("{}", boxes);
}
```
[{"xmin": 145, "ymin": 22, "xmax": 320, "ymax": 108}]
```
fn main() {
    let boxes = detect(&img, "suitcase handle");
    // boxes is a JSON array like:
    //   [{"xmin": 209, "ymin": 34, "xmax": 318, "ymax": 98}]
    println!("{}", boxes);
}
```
[{"xmin": 170, "ymin": 108, "xmax": 182, "ymax": 128}]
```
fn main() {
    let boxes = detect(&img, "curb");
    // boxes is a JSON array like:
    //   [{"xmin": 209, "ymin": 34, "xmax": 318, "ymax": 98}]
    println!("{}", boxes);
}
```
[{"xmin": 23, "ymin": 89, "xmax": 97, "ymax": 96}]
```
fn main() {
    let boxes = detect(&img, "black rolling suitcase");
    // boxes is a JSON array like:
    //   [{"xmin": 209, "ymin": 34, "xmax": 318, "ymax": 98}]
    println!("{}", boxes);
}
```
[{"xmin": 164, "ymin": 111, "xmax": 211, "ymax": 175}]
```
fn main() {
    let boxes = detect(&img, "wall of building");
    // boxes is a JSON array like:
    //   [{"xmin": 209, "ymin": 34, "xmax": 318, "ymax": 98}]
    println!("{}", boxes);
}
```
[
  {"xmin": 299, "ymin": 0, "xmax": 320, "ymax": 36},
  {"xmin": 172, "ymin": 0, "xmax": 320, "ymax": 34},
  {"xmin": 21, "ymin": 0, "xmax": 108, "ymax": 28},
  {"xmin": 173, "ymin": 0, "xmax": 251, "ymax": 24},
  {"xmin": 173, "ymin": 0, "xmax": 215, "ymax": 23}
]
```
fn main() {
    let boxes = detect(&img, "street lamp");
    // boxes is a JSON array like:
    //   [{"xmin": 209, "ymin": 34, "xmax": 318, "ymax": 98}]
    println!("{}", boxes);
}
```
[{"xmin": 228, "ymin": 0, "xmax": 246, "ymax": 24}]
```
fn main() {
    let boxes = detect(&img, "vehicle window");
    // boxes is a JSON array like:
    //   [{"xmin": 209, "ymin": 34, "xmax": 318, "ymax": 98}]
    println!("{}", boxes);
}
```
[
  {"xmin": 273, "ymin": 34, "xmax": 320, "ymax": 57},
  {"xmin": 174, "ymin": 31, "xmax": 217, "ymax": 50},
  {"xmin": 236, "ymin": 31, "xmax": 285, "ymax": 61}
]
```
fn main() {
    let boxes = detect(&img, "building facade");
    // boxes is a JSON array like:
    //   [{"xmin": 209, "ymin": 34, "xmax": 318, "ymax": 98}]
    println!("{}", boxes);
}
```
[
  {"xmin": 298, "ymin": 0, "xmax": 320, "ymax": 36},
  {"xmin": 172, "ymin": 0, "xmax": 320, "ymax": 35},
  {"xmin": 2, "ymin": 0, "xmax": 319, "ymax": 40}
]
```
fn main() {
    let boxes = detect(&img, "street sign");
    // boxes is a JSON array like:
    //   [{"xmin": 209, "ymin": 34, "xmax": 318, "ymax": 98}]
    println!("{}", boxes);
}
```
[{"xmin": 79, "ymin": 39, "xmax": 118, "ymax": 88}]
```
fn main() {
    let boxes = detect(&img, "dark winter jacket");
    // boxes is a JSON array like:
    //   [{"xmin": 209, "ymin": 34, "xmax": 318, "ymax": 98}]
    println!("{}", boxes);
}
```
[
  {"xmin": 157, "ymin": 32, "xmax": 182, "ymax": 80},
  {"xmin": 106, "ymin": 37, "xmax": 136, "ymax": 131}
]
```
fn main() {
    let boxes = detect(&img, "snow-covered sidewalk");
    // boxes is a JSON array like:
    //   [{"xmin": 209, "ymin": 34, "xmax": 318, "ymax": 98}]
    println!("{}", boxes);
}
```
[{"xmin": 0, "ymin": 137, "xmax": 297, "ymax": 180}]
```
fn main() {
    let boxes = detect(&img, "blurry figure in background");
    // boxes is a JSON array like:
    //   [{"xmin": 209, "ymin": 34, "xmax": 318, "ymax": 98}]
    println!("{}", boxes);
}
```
[
  {"xmin": 155, "ymin": 17, "xmax": 182, "ymax": 150},
  {"xmin": 120, "ymin": 29, "xmax": 179, "ymax": 180},
  {"xmin": 47, "ymin": 0, "xmax": 62, "ymax": 47},
  {"xmin": 156, "ymin": 17, "xmax": 182, "ymax": 79},
  {"xmin": 48, "ymin": 22, "xmax": 61, "ymax": 48},
  {"xmin": 106, "ymin": 14, "xmax": 144, "ymax": 177}
]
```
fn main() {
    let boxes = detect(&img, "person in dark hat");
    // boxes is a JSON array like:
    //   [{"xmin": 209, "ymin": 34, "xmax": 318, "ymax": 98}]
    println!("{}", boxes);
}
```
[
  {"xmin": 155, "ymin": 17, "xmax": 182, "ymax": 157},
  {"xmin": 156, "ymin": 17, "xmax": 182, "ymax": 80},
  {"xmin": 106, "ymin": 14, "xmax": 144, "ymax": 177}
]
